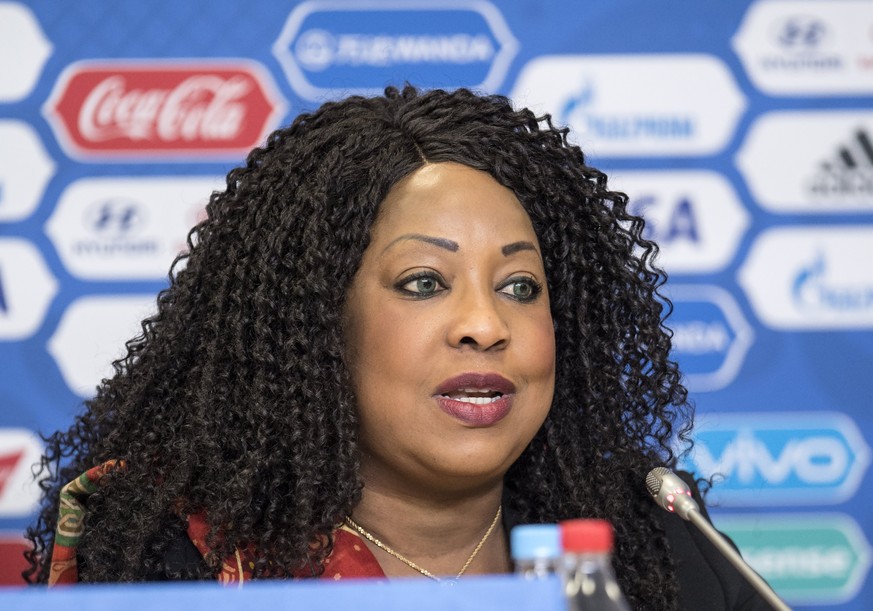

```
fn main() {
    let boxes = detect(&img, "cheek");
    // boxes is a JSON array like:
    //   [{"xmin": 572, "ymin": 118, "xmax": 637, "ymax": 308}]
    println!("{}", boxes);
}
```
[
  {"xmin": 526, "ymin": 312, "xmax": 557, "ymax": 381},
  {"xmin": 347, "ymin": 297, "xmax": 436, "ymax": 402}
]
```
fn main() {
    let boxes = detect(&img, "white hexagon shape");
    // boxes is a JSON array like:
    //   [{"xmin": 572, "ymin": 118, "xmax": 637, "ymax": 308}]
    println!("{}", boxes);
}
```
[
  {"xmin": 738, "ymin": 226, "xmax": 873, "ymax": 329},
  {"xmin": 613, "ymin": 171, "xmax": 750, "ymax": 274},
  {"xmin": 0, "ymin": 238, "xmax": 57, "ymax": 340},
  {"xmin": 45, "ymin": 176, "xmax": 222, "ymax": 280},
  {"xmin": 48, "ymin": 294, "xmax": 157, "ymax": 398},
  {"xmin": 733, "ymin": 1, "xmax": 873, "ymax": 96},
  {"xmin": 272, "ymin": 0, "xmax": 518, "ymax": 101},
  {"xmin": 0, "ymin": 3, "xmax": 52, "ymax": 102},
  {"xmin": 0, "ymin": 428, "xmax": 44, "ymax": 517},
  {"xmin": 0, "ymin": 121, "xmax": 55, "ymax": 222},
  {"xmin": 737, "ymin": 111, "xmax": 873, "ymax": 213},
  {"xmin": 510, "ymin": 54, "xmax": 746, "ymax": 157},
  {"xmin": 664, "ymin": 284, "xmax": 754, "ymax": 393}
]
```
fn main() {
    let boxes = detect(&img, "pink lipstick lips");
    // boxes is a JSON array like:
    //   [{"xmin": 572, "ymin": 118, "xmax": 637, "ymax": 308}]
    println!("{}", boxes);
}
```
[{"xmin": 433, "ymin": 372, "xmax": 516, "ymax": 426}]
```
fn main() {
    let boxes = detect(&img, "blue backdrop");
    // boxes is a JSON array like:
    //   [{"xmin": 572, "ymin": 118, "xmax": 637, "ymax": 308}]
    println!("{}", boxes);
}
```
[{"xmin": 0, "ymin": 1, "xmax": 870, "ymax": 607}]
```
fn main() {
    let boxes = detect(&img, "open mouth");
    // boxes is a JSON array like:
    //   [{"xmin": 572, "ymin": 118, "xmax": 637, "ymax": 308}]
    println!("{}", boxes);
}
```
[{"xmin": 441, "ymin": 389, "xmax": 504, "ymax": 405}]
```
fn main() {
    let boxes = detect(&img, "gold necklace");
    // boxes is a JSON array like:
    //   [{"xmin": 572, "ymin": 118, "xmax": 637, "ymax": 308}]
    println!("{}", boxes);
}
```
[{"xmin": 344, "ymin": 506, "xmax": 502, "ymax": 582}]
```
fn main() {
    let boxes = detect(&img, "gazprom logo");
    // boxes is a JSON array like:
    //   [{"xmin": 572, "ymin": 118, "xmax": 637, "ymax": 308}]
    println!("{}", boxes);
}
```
[
  {"xmin": 793, "ymin": 252, "xmax": 873, "ymax": 313},
  {"xmin": 510, "ymin": 55, "xmax": 744, "ymax": 157},
  {"xmin": 738, "ymin": 226, "xmax": 873, "ymax": 329},
  {"xmin": 683, "ymin": 412, "xmax": 871, "ymax": 506},
  {"xmin": 558, "ymin": 80, "xmax": 695, "ymax": 142},
  {"xmin": 273, "ymin": 1, "xmax": 518, "ymax": 101}
]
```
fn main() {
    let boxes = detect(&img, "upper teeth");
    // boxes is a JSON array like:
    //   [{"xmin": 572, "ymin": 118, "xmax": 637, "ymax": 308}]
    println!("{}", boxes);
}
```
[
  {"xmin": 443, "ymin": 389, "xmax": 503, "ymax": 404},
  {"xmin": 450, "ymin": 395, "xmax": 500, "ymax": 405}
]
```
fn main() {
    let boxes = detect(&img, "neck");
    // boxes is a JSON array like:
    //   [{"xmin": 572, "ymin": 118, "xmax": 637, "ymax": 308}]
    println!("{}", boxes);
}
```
[{"xmin": 349, "ymin": 473, "xmax": 511, "ymax": 579}]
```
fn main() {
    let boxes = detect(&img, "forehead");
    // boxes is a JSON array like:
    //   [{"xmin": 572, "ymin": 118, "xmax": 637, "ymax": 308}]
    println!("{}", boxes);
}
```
[{"xmin": 372, "ymin": 162, "xmax": 536, "ymax": 243}]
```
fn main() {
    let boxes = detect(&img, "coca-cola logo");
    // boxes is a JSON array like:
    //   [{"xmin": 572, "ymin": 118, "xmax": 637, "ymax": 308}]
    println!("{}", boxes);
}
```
[{"xmin": 44, "ymin": 60, "xmax": 287, "ymax": 160}]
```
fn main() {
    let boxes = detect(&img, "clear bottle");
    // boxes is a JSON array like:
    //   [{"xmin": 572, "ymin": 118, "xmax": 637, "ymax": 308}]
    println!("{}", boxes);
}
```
[
  {"xmin": 560, "ymin": 519, "xmax": 631, "ymax": 611},
  {"xmin": 510, "ymin": 524, "xmax": 561, "ymax": 579}
]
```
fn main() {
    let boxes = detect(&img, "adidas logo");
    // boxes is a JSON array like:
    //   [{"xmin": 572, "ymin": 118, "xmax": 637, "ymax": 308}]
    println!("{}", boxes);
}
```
[{"xmin": 807, "ymin": 128, "xmax": 873, "ymax": 199}]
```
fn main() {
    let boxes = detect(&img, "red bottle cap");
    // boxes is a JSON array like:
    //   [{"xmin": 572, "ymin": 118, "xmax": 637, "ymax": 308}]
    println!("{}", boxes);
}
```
[{"xmin": 560, "ymin": 519, "xmax": 614, "ymax": 553}]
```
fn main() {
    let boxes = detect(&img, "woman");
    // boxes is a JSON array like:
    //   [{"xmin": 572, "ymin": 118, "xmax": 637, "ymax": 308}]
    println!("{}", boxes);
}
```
[{"xmin": 25, "ymin": 86, "xmax": 762, "ymax": 609}]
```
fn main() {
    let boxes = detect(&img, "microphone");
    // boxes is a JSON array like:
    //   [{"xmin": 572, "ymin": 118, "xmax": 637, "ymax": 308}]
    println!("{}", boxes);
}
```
[{"xmin": 645, "ymin": 467, "xmax": 791, "ymax": 611}]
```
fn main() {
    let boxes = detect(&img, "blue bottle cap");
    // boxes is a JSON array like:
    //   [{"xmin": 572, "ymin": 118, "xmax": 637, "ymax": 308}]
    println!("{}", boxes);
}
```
[{"xmin": 510, "ymin": 524, "xmax": 561, "ymax": 560}]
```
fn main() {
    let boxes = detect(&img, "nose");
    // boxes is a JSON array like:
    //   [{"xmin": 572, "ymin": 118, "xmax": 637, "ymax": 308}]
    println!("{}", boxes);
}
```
[{"xmin": 446, "ymin": 284, "xmax": 510, "ymax": 351}]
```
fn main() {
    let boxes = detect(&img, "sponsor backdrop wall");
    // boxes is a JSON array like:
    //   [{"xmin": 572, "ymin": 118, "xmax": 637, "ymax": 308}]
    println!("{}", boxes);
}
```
[{"xmin": 0, "ymin": 0, "xmax": 870, "ymax": 606}]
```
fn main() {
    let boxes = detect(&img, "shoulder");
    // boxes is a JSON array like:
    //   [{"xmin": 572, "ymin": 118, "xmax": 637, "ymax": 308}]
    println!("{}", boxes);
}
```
[{"xmin": 655, "ymin": 471, "xmax": 772, "ymax": 611}]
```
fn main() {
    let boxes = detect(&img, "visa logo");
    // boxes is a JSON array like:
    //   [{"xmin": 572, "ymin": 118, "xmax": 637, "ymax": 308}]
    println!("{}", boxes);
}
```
[
  {"xmin": 682, "ymin": 412, "xmax": 870, "ymax": 506},
  {"xmin": 631, "ymin": 195, "xmax": 700, "ymax": 245}
]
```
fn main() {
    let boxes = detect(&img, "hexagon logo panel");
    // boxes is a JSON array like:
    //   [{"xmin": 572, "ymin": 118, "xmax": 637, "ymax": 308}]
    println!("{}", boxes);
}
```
[
  {"xmin": 733, "ymin": 1, "xmax": 873, "ymax": 96},
  {"xmin": 614, "ymin": 171, "xmax": 750, "ymax": 275},
  {"xmin": 48, "ymin": 295, "xmax": 157, "ymax": 398},
  {"xmin": 511, "ymin": 54, "xmax": 746, "ymax": 157},
  {"xmin": 664, "ymin": 284, "xmax": 754, "ymax": 392},
  {"xmin": 683, "ymin": 411, "xmax": 871, "ymax": 506},
  {"xmin": 46, "ymin": 176, "xmax": 222, "ymax": 280},
  {"xmin": 717, "ymin": 513, "xmax": 872, "ymax": 605},
  {"xmin": 273, "ymin": 0, "xmax": 518, "ymax": 101},
  {"xmin": 739, "ymin": 226, "xmax": 873, "ymax": 329},
  {"xmin": 0, "ymin": 239, "xmax": 57, "ymax": 341},
  {"xmin": 737, "ymin": 111, "xmax": 873, "ymax": 213},
  {"xmin": 0, "ymin": 3, "xmax": 52, "ymax": 102},
  {"xmin": 0, "ymin": 121, "xmax": 55, "ymax": 222}
]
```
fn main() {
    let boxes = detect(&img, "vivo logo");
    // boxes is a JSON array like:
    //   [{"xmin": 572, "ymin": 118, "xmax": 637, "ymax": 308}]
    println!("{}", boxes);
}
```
[
  {"xmin": 683, "ymin": 412, "xmax": 870, "ymax": 506},
  {"xmin": 695, "ymin": 430, "xmax": 847, "ymax": 485}
]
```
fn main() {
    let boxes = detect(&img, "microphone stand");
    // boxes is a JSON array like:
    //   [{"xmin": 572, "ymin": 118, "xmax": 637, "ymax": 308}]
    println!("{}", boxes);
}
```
[
  {"xmin": 646, "ymin": 468, "xmax": 791, "ymax": 611},
  {"xmin": 683, "ymin": 508, "xmax": 790, "ymax": 611}
]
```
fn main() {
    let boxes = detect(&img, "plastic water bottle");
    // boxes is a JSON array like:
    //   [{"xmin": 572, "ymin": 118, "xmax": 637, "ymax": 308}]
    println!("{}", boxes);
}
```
[
  {"xmin": 560, "ymin": 519, "xmax": 631, "ymax": 611},
  {"xmin": 510, "ymin": 524, "xmax": 561, "ymax": 579}
]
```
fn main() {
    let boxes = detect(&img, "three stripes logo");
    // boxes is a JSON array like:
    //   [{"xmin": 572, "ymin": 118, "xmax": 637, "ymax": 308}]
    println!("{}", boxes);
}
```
[{"xmin": 808, "ymin": 128, "xmax": 873, "ymax": 201}]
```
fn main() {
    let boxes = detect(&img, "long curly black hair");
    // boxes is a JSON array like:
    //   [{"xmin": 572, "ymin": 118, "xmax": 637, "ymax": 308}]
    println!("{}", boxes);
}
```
[{"xmin": 25, "ymin": 85, "xmax": 691, "ymax": 609}]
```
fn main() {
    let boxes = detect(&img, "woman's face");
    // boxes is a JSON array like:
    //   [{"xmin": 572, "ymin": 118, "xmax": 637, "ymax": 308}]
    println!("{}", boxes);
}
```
[{"xmin": 344, "ymin": 162, "xmax": 555, "ymax": 494}]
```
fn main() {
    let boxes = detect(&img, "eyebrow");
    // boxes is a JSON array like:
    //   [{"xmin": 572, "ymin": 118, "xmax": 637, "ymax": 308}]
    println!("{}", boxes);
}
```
[
  {"xmin": 501, "ymin": 241, "xmax": 538, "ymax": 257},
  {"xmin": 381, "ymin": 233, "xmax": 459, "ymax": 255},
  {"xmin": 380, "ymin": 234, "xmax": 539, "ymax": 258}
]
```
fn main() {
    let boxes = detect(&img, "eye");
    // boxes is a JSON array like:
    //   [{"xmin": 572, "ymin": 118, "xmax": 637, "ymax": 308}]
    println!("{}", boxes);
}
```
[
  {"xmin": 498, "ymin": 276, "xmax": 543, "ymax": 303},
  {"xmin": 396, "ymin": 271, "xmax": 447, "ymax": 299}
]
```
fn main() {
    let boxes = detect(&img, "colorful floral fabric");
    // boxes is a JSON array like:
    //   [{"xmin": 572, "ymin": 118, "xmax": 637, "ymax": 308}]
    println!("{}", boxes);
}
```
[
  {"xmin": 49, "ymin": 460, "xmax": 124, "ymax": 586},
  {"xmin": 48, "ymin": 461, "xmax": 385, "ymax": 586}
]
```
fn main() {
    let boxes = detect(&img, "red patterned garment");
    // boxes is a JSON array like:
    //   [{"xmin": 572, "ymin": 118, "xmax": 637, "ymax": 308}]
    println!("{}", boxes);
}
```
[{"xmin": 48, "ymin": 461, "xmax": 386, "ymax": 586}]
